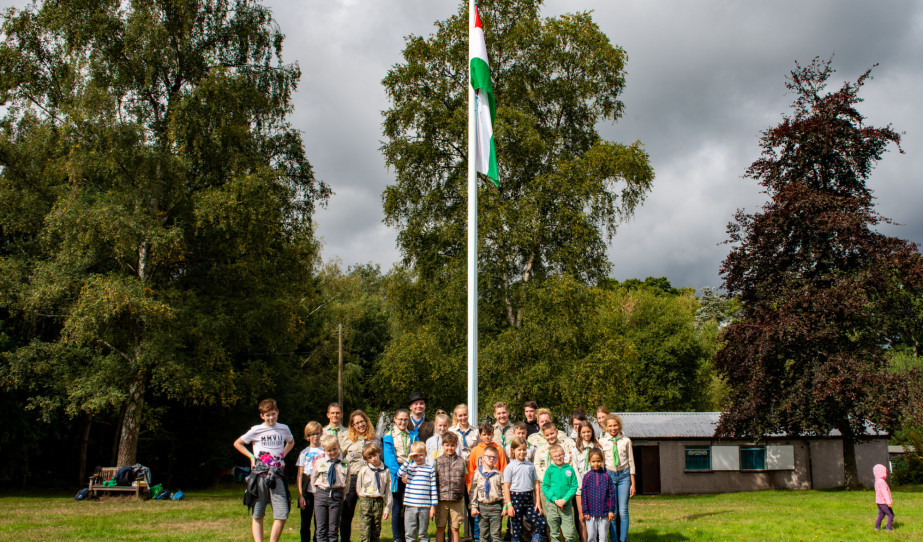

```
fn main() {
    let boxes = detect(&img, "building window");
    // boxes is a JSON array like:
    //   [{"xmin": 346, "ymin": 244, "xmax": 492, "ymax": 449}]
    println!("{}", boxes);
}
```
[
  {"xmin": 740, "ymin": 446, "xmax": 766, "ymax": 471},
  {"xmin": 685, "ymin": 446, "xmax": 711, "ymax": 471}
]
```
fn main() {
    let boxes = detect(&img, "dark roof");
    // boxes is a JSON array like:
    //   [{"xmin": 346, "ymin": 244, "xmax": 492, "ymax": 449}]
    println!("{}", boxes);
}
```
[{"xmin": 616, "ymin": 412, "xmax": 887, "ymax": 439}]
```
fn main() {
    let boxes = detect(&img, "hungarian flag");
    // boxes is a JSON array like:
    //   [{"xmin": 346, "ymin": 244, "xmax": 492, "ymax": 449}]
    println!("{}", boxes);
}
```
[{"xmin": 470, "ymin": 5, "xmax": 498, "ymax": 185}]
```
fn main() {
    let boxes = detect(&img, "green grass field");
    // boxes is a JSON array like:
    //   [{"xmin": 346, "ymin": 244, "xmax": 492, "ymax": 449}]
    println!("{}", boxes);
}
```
[{"xmin": 0, "ymin": 486, "xmax": 920, "ymax": 541}]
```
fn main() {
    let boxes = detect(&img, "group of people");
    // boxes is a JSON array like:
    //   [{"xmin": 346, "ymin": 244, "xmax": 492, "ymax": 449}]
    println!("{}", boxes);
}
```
[{"xmin": 234, "ymin": 393, "xmax": 636, "ymax": 542}]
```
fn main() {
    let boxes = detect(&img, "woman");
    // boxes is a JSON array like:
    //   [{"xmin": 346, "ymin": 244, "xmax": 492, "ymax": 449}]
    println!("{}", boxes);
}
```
[
  {"xmin": 383, "ymin": 408, "xmax": 417, "ymax": 542},
  {"xmin": 340, "ymin": 410, "xmax": 379, "ymax": 542},
  {"xmin": 601, "ymin": 414, "xmax": 635, "ymax": 542},
  {"xmin": 573, "ymin": 420, "xmax": 599, "ymax": 542}
]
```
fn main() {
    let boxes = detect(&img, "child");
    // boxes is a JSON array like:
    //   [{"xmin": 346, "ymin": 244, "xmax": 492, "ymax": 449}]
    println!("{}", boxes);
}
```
[
  {"xmin": 357, "ymin": 442, "xmax": 392, "ymax": 542},
  {"xmin": 435, "ymin": 432, "xmax": 468, "ymax": 542},
  {"xmin": 506, "ymin": 422, "xmax": 534, "ymax": 463},
  {"xmin": 580, "ymin": 448, "xmax": 614, "ymax": 542},
  {"xmin": 873, "ymin": 464, "xmax": 894, "ymax": 532},
  {"xmin": 568, "ymin": 409, "xmax": 588, "ymax": 441},
  {"xmin": 311, "ymin": 435, "xmax": 348, "ymax": 542},
  {"xmin": 384, "ymin": 408, "xmax": 419, "ymax": 542},
  {"xmin": 534, "ymin": 422, "xmax": 576, "ymax": 484},
  {"xmin": 470, "ymin": 446, "xmax": 505, "ymax": 542},
  {"xmin": 467, "ymin": 422, "xmax": 509, "ymax": 486},
  {"xmin": 296, "ymin": 421, "xmax": 325, "ymax": 542},
  {"xmin": 427, "ymin": 411, "xmax": 451, "ymax": 466},
  {"xmin": 399, "ymin": 441, "xmax": 438, "ymax": 542},
  {"xmin": 542, "ymin": 445, "xmax": 578, "ymax": 542},
  {"xmin": 523, "ymin": 401, "xmax": 540, "ymax": 437},
  {"xmin": 503, "ymin": 438, "xmax": 547, "ymax": 542},
  {"xmin": 573, "ymin": 421, "xmax": 599, "ymax": 542},
  {"xmin": 234, "ymin": 398, "xmax": 295, "ymax": 542},
  {"xmin": 599, "ymin": 414, "xmax": 634, "ymax": 542}
]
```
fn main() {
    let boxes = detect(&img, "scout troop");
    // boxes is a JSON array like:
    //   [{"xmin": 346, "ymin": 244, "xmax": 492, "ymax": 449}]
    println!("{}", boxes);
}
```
[{"xmin": 234, "ymin": 395, "xmax": 636, "ymax": 542}]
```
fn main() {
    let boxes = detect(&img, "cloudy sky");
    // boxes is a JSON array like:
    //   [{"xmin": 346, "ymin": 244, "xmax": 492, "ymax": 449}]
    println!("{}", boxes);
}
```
[{"xmin": 5, "ymin": 0, "xmax": 922, "ymax": 290}]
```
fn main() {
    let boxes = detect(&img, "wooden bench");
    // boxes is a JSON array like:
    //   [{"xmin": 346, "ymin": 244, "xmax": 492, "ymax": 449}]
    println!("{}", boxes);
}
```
[{"xmin": 88, "ymin": 467, "xmax": 148, "ymax": 498}]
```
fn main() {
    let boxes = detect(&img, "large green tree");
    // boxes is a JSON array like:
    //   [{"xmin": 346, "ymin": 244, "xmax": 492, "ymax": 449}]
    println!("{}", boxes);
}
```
[
  {"xmin": 378, "ymin": 0, "xmax": 654, "ymax": 414},
  {"xmin": 382, "ymin": 0, "xmax": 654, "ymax": 326},
  {"xmin": 715, "ymin": 59, "xmax": 923, "ymax": 487},
  {"xmin": 0, "ymin": 0, "xmax": 329, "ymax": 465}
]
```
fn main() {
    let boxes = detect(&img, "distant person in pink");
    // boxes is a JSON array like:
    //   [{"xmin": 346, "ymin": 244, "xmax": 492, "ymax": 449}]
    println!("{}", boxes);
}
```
[{"xmin": 873, "ymin": 464, "xmax": 894, "ymax": 531}]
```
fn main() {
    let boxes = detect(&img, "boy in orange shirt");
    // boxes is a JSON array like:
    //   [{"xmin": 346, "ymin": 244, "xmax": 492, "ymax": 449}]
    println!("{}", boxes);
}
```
[{"xmin": 467, "ymin": 422, "xmax": 509, "ymax": 487}]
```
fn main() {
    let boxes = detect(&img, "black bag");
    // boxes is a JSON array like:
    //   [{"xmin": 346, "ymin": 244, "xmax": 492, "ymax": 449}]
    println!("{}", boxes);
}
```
[
  {"xmin": 114, "ymin": 465, "xmax": 136, "ymax": 486},
  {"xmin": 74, "ymin": 488, "xmax": 90, "ymax": 501}
]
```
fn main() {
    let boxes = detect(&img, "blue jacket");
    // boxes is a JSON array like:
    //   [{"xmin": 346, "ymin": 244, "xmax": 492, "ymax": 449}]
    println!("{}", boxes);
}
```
[{"xmin": 382, "ymin": 430, "xmax": 419, "ymax": 492}]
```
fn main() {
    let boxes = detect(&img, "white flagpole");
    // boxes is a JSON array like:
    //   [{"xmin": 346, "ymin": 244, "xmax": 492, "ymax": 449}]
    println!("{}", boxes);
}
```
[{"xmin": 467, "ymin": 0, "xmax": 479, "ymax": 425}]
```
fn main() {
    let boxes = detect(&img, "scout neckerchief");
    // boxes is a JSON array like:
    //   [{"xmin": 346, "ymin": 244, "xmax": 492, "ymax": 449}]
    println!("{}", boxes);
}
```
[
  {"xmin": 497, "ymin": 424, "xmax": 512, "ymax": 447},
  {"xmin": 581, "ymin": 447, "xmax": 590, "ymax": 472},
  {"xmin": 479, "ymin": 465, "xmax": 497, "ymax": 497},
  {"xmin": 458, "ymin": 426, "xmax": 473, "ymax": 451},
  {"xmin": 369, "ymin": 464, "xmax": 386, "ymax": 494},
  {"xmin": 393, "ymin": 428, "xmax": 409, "ymax": 461},
  {"xmin": 410, "ymin": 415, "xmax": 425, "ymax": 432},
  {"xmin": 326, "ymin": 458, "xmax": 341, "ymax": 496}
]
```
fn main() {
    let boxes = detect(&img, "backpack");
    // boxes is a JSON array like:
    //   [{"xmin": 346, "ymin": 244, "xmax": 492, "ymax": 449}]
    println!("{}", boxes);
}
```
[
  {"xmin": 74, "ymin": 488, "xmax": 91, "ymax": 501},
  {"xmin": 114, "ymin": 465, "xmax": 136, "ymax": 486},
  {"xmin": 170, "ymin": 490, "xmax": 184, "ymax": 501}
]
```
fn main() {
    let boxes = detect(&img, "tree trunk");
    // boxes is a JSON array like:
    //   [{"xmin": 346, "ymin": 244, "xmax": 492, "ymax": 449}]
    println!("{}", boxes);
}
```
[
  {"xmin": 77, "ymin": 412, "xmax": 92, "ymax": 486},
  {"xmin": 839, "ymin": 424, "xmax": 861, "ymax": 489},
  {"xmin": 116, "ymin": 378, "xmax": 145, "ymax": 466}
]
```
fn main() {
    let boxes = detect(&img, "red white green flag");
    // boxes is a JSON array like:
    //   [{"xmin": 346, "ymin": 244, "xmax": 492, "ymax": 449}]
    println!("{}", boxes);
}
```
[{"xmin": 470, "ymin": 5, "xmax": 498, "ymax": 185}]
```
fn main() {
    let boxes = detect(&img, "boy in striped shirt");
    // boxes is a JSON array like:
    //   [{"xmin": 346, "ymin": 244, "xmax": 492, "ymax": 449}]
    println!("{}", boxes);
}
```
[{"xmin": 399, "ymin": 441, "xmax": 438, "ymax": 542}]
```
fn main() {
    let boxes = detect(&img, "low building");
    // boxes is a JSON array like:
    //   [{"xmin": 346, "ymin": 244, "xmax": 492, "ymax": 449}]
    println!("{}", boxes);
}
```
[{"xmin": 619, "ymin": 412, "xmax": 888, "ymax": 495}]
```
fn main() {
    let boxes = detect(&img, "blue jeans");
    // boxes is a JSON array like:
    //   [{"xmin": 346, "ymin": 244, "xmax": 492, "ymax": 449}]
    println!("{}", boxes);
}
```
[{"xmin": 607, "ymin": 470, "xmax": 630, "ymax": 542}]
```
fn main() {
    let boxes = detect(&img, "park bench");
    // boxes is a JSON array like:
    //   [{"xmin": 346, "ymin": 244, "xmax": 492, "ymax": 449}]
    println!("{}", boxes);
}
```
[{"xmin": 88, "ymin": 467, "xmax": 148, "ymax": 498}]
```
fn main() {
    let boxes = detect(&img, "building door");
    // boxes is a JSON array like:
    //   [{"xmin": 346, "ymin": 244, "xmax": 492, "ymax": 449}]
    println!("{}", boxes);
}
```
[{"xmin": 633, "ymin": 445, "xmax": 661, "ymax": 495}]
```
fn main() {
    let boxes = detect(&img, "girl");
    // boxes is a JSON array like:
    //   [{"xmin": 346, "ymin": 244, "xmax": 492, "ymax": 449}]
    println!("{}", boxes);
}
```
[
  {"xmin": 449, "ymin": 404, "xmax": 479, "ymax": 462},
  {"xmin": 573, "ymin": 421, "xmax": 599, "ymax": 542},
  {"xmin": 503, "ymin": 437, "xmax": 547, "ymax": 542},
  {"xmin": 873, "ymin": 464, "xmax": 894, "ymax": 531},
  {"xmin": 296, "ymin": 422, "xmax": 325, "ymax": 542},
  {"xmin": 426, "ymin": 410, "xmax": 451, "ymax": 465},
  {"xmin": 340, "ymin": 410, "xmax": 380, "ymax": 542},
  {"xmin": 580, "ymin": 448, "xmax": 614, "ymax": 542},
  {"xmin": 601, "ymin": 414, "xmax": 634, "ymax": 542},
  {"xmin": 383, "ymin": 408, "xmax": 418, "ymax": 542}
]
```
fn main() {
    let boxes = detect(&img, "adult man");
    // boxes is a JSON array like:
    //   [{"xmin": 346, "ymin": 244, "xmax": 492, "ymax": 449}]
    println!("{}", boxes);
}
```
[
  {"xmin": 492, "ymin": 402, "xmax": 514, "ymax": 453},
  {"xmin": 323, "ymin": 402, "xmax": 348, "ymax": 448},
  {"xmin": 523, "ymin": 401, "xmax": 540, "ymax": 437},
  {"xmin": 408, "ymin": 391, "xmax": 427, "ymax": 434}
]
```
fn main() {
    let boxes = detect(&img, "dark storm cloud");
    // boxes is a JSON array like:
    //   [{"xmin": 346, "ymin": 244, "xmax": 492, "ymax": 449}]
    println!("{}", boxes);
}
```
[{"xmin": 3, "ymin": 0, "xmax": 919, "ymax": 290}]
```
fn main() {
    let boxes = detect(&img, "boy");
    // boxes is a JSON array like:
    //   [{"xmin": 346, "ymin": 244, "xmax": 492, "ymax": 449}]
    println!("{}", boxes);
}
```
[
  {"xmin": 492, "ymin": 402, "xmax": 514, "ymax": 454},
  {"xmin": 356, "ymin": 442, "xmax": 392, "ymax": 542},
  {"xmin": 296, "ymin": 421, "xmax": 324, "ymax": 542},
  {"xmin": 467, "ymin": 422, "xmax": 509, "ymax": 486},
  {"xmin": 399, "ymin": 441, "xmax": 438, "ymax": 542},
  {"xmin": 568, "ymin": 409, "xmax": 588, "ymax": 441},
  {"xmin": 311, "ymin": 435, "xmax": 349, "ymax": 542},
  {"xmin": 534, "ymin": 423, "xmax": 576, "ymax": 483},
  {"xmin": 523, "ymin": 401, "xmax": 540, "ymax": 437},
  {"xmin": 506, "ymin": 422, "xmax": 534, "ymax": 463},
  {"xmin": 542, "ymin": 445, "xmax": 578, "ymax": 542},
  {"xmin": 234, "ymin": 398, "xmax": 295, "ymax": 542},
  {"xmin": 323, "ymin": 402, "xmax": 348, "ymax": 448},
  {"xmin": 427, "ymin": 411, "xmax": 451, "ymax": 466},
  {"xmin": 435, "ymin": 432, "xmax": 467, "ymax": 542},
  {"xmin": 470, "ymin": 446, "xmax": 504, "ymax": 542}
]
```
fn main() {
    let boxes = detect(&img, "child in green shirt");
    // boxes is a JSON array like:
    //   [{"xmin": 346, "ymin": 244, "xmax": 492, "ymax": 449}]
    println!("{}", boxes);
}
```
[{"xmin": 541, "ymin": 444, "xmax": 578, "ymax": 542}]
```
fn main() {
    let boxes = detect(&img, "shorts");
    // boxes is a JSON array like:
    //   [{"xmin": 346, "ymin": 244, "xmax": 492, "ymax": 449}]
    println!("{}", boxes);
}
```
[
  {"xmin": 252, "ymin": 477, "xmax": 290, "ymax": 520},
  {"xmin": 435, "ymin": 500, "xmax": 465, "ymax": 529}
]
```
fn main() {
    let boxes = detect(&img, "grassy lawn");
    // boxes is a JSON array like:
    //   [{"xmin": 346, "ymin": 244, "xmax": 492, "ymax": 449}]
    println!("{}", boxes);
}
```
[{"xmin": 0, "ymin": 486, "xmax": 920, "ymax": 541}]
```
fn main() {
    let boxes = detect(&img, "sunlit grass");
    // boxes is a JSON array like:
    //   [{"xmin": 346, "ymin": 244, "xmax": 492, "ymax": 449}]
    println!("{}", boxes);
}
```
[{"xmin": 0, "ymin": 485, "xmax": 919, "ymax": 541}]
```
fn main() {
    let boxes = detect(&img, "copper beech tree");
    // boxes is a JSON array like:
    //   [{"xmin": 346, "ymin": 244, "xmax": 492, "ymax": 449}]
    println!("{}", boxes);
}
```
[{"xmin": 715, "ymin": 58, "xmax": 923, "ymax": 488}]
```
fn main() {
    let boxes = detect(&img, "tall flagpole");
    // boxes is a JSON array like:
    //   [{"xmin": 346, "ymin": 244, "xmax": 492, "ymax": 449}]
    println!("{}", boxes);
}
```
[{"xmin": 467, "ymin": 0, "xmax": 479, "ymax": 425}]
